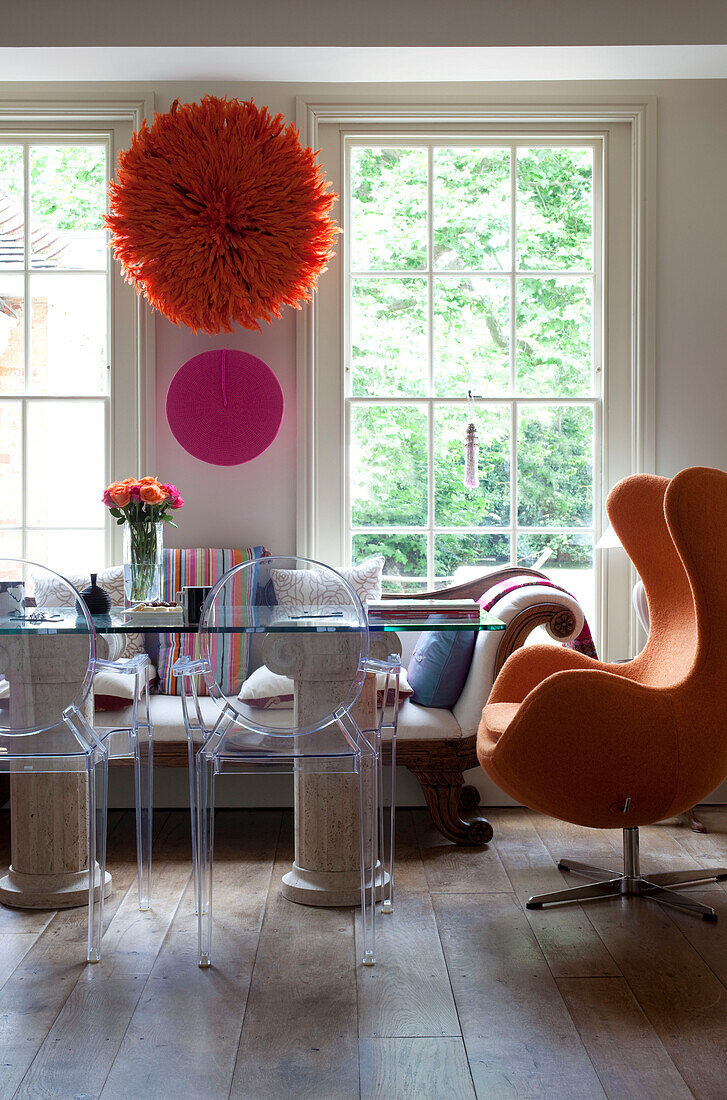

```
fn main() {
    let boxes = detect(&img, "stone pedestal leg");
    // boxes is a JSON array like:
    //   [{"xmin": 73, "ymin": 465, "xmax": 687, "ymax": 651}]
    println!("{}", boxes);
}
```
[
  {"xmin": 0, "ymin": 634, "xmax": 112, "ymax": 909},
  {"xmin": 264, "ymin": 632, "xmax": 386, "ymax": 908}
]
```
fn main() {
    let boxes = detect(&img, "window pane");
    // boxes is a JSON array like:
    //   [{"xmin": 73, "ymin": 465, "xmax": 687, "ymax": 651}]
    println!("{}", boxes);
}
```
[
  {"xmin": 350, "ymin": 147, "xmax": 427, "ymax": 271},
  {"xmin": 0, "ymin": 275, "xmax": 24, "ymax": 394},
  {"xmin": 0, "ymin": 145, "xmax": 24, "ymax": 270},
  {"xmin": 30, "ymin": 145, "xmax": 107, "ymax": 270},
  {"xmin": 434, "ymin": 533, "xmax": 511, "ymax": 588},
  {"xmin": 517, "ymin": 532, "xmax": 595, "ymax": 628},
  {"xmin": 29, "ymin": 273, "xmax": 107, "ymax": 395},
  {"xmin": 352, "ymin": 533, "xmax": 427, "ymax": 594},
  {"xmin": 26, "ymin": 401, "xmax": 105, "ymax": 528},
  {"xmin": 0, "ymin": 402, "xmax": 22, "ymax": 526},
  {"xmin": 351, "ymin": 278, "xmax": 427, "ymax": 397},
  {"xmin": 351, "ymin": 405, "xmax": 428, "ymax": 527},
  {"xmin": 517, "ymin": 406, "xmax": 593, "ymax": 527},
  {"xmin": 516, "ymin": 277, "xmax": 592, "ymax": 397},
  {"xmin": 517, "ymin": 147, "xmax": 593, "ymax": 271},
  {"xmin": 433, "ymin": 277, "xmax": 509, "ymax": 396},
  {"xmin": 27, "ymin": 529, "xmax": 105, "ymax": 575},
  {"xmin": 0, "ymin": 531, "xmax": 22, "ymax": 567},
  {"xmin": 434, "ymin": 405, "xmax": 510, "ymax": 526},
  {"xmin": 433, "ymin": 147, "xmax": 510, "ymax": 271}
]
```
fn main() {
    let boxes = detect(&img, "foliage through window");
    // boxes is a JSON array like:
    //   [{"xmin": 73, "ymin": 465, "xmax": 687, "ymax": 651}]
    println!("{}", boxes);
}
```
[
  {"xmin": 0, "ymin": 141, "xmax": 109, "ymax": 573},
  {"xmin": 346, "ymin": 142, "xmax": 599, "ymax": 622}
]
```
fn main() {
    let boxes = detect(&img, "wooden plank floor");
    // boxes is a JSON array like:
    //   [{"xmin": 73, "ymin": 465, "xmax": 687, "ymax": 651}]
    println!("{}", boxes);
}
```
[{"xmin": 3, "ymin": 806, "xmax": 727, "ymax": 1098}]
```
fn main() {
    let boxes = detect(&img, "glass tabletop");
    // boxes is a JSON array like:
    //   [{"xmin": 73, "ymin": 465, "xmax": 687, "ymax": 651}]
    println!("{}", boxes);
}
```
[{"xmin": 0, "ymin": 605, "xmax": 505, "ymax": 635}]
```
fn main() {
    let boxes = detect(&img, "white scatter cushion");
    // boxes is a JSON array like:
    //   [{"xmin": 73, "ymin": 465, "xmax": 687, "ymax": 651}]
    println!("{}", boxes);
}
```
[
  {"xmin": 94, "ymin": 669, "xmax": 138, "ymax": 703},
  {"xmin": 1, "ymin": 664, "xmax": 155, "ymax": 711},
  {"xmin": 238, "ymin": 662, "xmax": 412, "ymax": 710},
  {"xmin": 237, "ymin": 666, "xmax": 294, "ymax": 709},
  {"xmin": 33, "ymin": 565, "xmax": 144, "ymax": 661},
  {"xmin": 269, "ymin": 557, "xmax": 384, "ymax": 612},
  {"xmin": 94, "ymin": 661, "xmax": 157, "ymax": 712}
]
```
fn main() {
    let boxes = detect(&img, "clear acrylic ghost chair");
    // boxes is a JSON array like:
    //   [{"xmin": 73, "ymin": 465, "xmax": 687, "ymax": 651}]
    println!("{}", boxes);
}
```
[
  {"xmin": 30, "ymin": 570, "xmax": 154, "ymax": 911},
  {"xmin": 173, "ymin": 555, "xmax": 390, "ymax": 970},
  {"xmin": 95, "ymin": 654, "xmax": 153, "ymax": 910},
  {"xmin": 0, "ymin": 560, "xmax": 108, "ymax": 963},
  {"xmin": 366, "ymin": 652, "xmax": 401, "ymax": 915}
]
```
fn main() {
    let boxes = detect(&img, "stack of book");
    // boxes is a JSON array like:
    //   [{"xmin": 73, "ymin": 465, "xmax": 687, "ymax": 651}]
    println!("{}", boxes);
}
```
[{"xmin": 367, "ymin": 598, "xmax": 481, "ymax": 623}]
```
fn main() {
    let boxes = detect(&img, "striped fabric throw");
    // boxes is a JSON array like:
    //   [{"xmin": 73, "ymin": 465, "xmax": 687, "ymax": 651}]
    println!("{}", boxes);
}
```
[
  {"xmin": 478, "ymin": 575, "xmax": 598, "ymax": 660},
  {"xmin": 157, "ymin": 547, "xmax": 265, "ymax": 695}
]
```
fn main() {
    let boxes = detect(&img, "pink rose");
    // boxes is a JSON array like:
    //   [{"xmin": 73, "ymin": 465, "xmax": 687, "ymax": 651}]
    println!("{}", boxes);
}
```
[{"xmin": 161, "ymin": 483, "xmax": 184, "ymax": 509}]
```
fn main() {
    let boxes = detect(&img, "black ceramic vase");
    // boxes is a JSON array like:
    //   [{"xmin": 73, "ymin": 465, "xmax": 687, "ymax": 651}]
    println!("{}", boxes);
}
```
[{"xmin": 81, "ymin": 573, "xmax": 112, "ymax": 614}]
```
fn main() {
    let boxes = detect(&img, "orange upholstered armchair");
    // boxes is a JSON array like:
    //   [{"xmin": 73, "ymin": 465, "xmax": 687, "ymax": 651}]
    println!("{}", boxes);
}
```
[{"xmin": 478, "ymin": 466, "xmax": 727, "ymax": 922}]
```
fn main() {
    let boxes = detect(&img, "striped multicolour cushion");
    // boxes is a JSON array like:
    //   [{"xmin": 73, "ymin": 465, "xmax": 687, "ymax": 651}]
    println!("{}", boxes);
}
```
[{"xmin": 157, "ymin": 547, "xmax": 265, "ymax": 695}]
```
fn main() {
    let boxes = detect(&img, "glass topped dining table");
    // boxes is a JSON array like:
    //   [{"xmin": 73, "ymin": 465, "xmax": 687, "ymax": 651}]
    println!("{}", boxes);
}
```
[{"xmin": 0, "ymin": 605, "xmax": 505, "ymax": 910}]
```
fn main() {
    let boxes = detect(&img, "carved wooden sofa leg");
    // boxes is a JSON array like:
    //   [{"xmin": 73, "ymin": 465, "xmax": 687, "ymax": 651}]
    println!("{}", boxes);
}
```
[
  {"xmin": 410, "ymin": 766, "xmax": 493, "ymax": 846},
  {"xmin": 382, "ymin": 735, "xmax": 493, "ymax": 846}
]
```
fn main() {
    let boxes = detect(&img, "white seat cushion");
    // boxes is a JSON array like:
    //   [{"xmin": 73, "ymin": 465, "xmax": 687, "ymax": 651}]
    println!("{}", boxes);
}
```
[
  {"xmin": 96, "ymin": 692, "xmax": 462, "ymax": 743},
  {"xmin": 391, "ymin": 699, "xmax": 462, "ymax": 741}
]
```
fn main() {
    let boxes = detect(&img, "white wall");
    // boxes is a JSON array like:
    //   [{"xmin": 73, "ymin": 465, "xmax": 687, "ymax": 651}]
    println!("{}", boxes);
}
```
[{"xmin": 653, "ymin": 82, "xmax": 727, "ymax": 473}]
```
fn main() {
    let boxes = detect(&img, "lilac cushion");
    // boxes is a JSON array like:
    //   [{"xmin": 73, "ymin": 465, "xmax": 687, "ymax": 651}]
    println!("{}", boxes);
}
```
[{"xmin": 407, "ymin": 630, "xmax": 476, "ymax": 709}]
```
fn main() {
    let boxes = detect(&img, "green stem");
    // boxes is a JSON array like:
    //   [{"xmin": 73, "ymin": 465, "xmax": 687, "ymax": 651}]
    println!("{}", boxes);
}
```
[{"xmin": 126, "ymin": 520, "xmax": 161, "ymax": 602}]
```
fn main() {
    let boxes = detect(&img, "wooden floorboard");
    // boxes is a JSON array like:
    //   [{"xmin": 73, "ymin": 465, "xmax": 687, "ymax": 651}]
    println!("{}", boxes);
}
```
[
  {"xmin": 5, "ymin": 806, "xmax": 727, "ymax": 1097},
  {"xmin": 359, "ymin": 1037, "xmax": 477, "ymax": 1100},
  {"xmin": 413, "ymin": 808, "xmax": 512, "ymax": 894},
  {"xmin": 533, "ymin": 812, "xmax": 727, "ymax": 1100},
  {"xmin": 433, "ymin": 889, "xmax": 608, "ymax": 1098},
  {"xmin": 229, "ymin": 816, "xmax": 360, "ymax": 1100},
  {"xmin": 557, "ymin": 976, "xmax": 693, "ymax": 1100},
  {"xmin": 0, "ymin": 812, "xmax": 141, "ymax": 1099},
  {"xmin": 489, "ymin": 808, "xmax": 620, "ymax": 979},
  {"xmin": 99, "ymin": 811, "xmax": 281, "ymax": 1100},
  {"xmin": 356, "ymin": 811, "xmax": 461, "ymax": 1040}
]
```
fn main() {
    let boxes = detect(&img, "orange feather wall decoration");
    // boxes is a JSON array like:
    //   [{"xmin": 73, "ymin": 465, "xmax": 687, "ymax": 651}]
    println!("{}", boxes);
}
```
[{"xmin": 105, "ymin": 96, "xmax": 339, "ymax": 333}]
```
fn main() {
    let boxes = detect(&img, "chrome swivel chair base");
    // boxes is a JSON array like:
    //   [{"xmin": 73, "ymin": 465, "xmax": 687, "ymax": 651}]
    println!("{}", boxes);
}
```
[{"xmin": 526, "ymin": 826, "xmax": 727, "ymax": 922}]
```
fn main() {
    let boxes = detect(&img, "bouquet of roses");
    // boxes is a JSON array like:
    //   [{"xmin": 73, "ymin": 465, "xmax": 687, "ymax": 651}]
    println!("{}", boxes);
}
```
[
  {"xmin": 102, "ymin": 476, "xmax": 184, "ymax": 527},
  {"xmin": 102, "ymin": 477, "xmax": 184, "ymax": 602}
]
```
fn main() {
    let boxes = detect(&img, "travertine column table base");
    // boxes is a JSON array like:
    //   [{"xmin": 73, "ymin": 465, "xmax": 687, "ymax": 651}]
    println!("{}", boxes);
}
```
[
  {"xmin": 266, "ymin": 631, "xmax": 399, "ymax": 907},
  {"xmin": 0, "ymin": 633, "xmax": 112, "ymax": 909}
]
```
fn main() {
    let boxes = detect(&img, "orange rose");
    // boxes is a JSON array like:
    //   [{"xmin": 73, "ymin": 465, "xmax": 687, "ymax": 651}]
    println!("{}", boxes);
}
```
[
  {"xmin": 139, "ymin": 482, "xmax": 165, "ymax": 504},
  {"xmin": 108, "ymin": 481, "xmax": 131, "ymax": 507},
  {"xmin": 139, "ymin": 476, "xmax": 159, "ymax": 485}
]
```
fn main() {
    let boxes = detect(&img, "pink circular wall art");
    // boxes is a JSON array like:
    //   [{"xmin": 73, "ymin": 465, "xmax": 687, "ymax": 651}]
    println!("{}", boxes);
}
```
[{"xmin": 166, "ymin": 349, "xmax": 284, "ymax": 466}]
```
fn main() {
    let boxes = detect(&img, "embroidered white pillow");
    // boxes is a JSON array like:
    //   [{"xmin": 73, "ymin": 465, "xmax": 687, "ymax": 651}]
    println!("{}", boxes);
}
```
[
  {"xmin": 238, "ymin": 662, "xmax": 411, "ymax": 710},
  {"xmin": 269, "ymin": 557, "xmax": 384, "ymax": 613}
]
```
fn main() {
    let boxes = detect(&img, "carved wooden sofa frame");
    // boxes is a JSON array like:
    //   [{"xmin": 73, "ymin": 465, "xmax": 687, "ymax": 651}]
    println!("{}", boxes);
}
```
[{"xmin": 379, "ymin": 566, "xmax": 577, "ymax": 845}]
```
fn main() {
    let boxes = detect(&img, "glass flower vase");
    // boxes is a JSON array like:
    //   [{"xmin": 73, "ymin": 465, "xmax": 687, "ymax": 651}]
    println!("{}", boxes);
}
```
[{"xmin": 123, "ymin": 520, "xmax": 163, "ymax": 605}]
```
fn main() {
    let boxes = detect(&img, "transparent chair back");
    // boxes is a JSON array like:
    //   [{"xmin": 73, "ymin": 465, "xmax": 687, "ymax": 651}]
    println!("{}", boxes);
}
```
[
  {"xmin": 199, "ymin": 555, "xmax": 369, "ymax": 742},
  {"xmin": 0, "ymin": 560, "xmax": 95, "ymax": 742},
  {"xmin": 0, "ymin": 559, "xmax": 107, "ymax": 963}
]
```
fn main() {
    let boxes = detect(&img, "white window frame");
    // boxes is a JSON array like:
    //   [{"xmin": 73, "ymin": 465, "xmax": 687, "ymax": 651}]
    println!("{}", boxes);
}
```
[
  {"xmin": 344, "ymin": 135, "xmax": 602, "ymax": 601},
  {"xmin": 296, "ymin": 95, "xmax": 655, "ymax": 662},
  {"xmin": 0, "ymin": 94, "xmax": 155, "ymax": 566}
]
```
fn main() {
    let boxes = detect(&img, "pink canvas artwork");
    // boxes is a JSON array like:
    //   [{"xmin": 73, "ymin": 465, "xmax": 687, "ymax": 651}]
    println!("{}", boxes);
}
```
[{"xmin": 166, "ymin": 349, "xmax": 284, "ymax": 466}]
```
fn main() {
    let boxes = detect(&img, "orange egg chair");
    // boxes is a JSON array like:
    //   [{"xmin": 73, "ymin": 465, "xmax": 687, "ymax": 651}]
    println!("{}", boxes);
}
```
[{"xmin": 477, "ymin": 466, "xmax": 727, "ymax": 921}]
